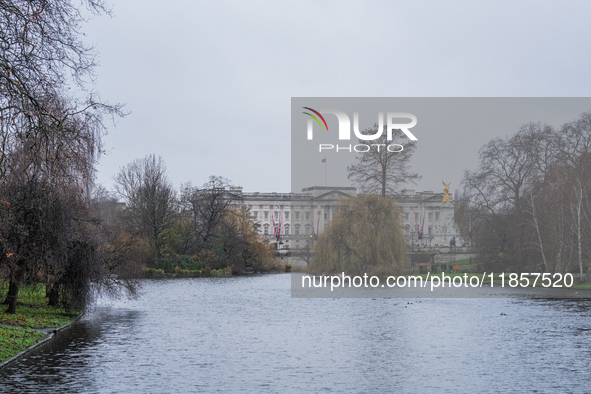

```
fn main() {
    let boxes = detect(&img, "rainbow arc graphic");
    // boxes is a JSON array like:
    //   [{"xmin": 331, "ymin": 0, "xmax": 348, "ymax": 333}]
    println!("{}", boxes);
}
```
[{"xmin": 302, "ymin": 107, "xmax": 329, "ymax": 131}]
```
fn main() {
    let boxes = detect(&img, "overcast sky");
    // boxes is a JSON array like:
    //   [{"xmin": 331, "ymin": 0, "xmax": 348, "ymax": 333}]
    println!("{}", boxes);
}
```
[{"xmin": 84, "ymin": 0, "xmax": 591, "ymax": 194}]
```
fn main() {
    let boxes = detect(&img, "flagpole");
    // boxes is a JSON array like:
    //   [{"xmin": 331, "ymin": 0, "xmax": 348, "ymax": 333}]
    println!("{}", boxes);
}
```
[{"xmin": 324, "ymin": 157, "xmax": 327, "ymax": 186}]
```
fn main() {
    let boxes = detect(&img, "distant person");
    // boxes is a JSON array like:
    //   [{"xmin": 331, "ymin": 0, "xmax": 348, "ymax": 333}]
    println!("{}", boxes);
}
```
[
  {"xmin": 409, "ymin": 264, "xmax": 413, "ymax": 274},
  {"xmin": 442, "ymin": 263, "xmax": 447, "ymax": 273},
  {"xmin": 455, "ymin": 263, "xmax": 459, "ymax": 273},
  {"xmin": 450, "ymin": 264, "xmax": 453, "ymax": 274}
]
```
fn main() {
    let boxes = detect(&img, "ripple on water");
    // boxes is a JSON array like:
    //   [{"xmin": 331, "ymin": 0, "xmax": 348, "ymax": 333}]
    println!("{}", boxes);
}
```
[{"xmin": 1, "ymin": 275, "xmax": 591, "ymax": 393}]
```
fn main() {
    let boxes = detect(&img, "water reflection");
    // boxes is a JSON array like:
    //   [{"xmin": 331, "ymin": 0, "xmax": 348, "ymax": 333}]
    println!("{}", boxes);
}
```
[
  {"xmin": 1, "ymin": 275, "xmax": 591, "ymax": 393},
  {"xmin": 1, "ymin": 309, "xmax": 141, "ymax": 393}
]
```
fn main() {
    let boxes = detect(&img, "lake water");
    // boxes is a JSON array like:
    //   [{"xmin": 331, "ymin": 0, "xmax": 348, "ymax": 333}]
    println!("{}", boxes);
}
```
[{"xmin": 1, "ymin": 274, "xmax": 591, "ymax": 393}]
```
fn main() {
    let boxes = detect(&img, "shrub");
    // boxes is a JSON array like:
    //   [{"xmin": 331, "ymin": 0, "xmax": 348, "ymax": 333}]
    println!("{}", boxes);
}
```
[
  {"xmin": 174, "ymin": 267, "xmax": 201, "ymax": 278},
  {"xmin": 210, "ymin": 268, "xmax": 224, "ymax": 277},
  {"xmin": 142, "ymin": 268, "xmax": 165, "ymax": 278}
]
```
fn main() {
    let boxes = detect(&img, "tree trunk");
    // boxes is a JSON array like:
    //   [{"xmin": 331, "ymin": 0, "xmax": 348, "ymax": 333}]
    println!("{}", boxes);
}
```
[
  {"xmin": 5, "ymin": 266, "xmax": 25, "ymax": 314},
  {"xmin": 47, "ymin": 283, "xmax": 60, "ymax": 306},
  {"xmin": 2, "ymin": 281, "xmax": 16, "ymax": 305},
  {"xmin": 529, "ymin": 189, "xmax": 549, "ymax": 272},
  {"xmin": 555, "ymin": 203, "xmax": 564, "ymax": 274},
  {"xmin": 6, "ymin": 280, "xmax": 20, "ymax": 314},
  {"xmin": 576, "ymin": 189, "xmax": 584, "ymax": 280}
]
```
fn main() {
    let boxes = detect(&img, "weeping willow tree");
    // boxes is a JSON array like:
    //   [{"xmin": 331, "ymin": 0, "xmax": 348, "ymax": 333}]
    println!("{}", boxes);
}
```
[{"xmin": 309, "ymin": 194, "xmax": 407, "ymax": 276}]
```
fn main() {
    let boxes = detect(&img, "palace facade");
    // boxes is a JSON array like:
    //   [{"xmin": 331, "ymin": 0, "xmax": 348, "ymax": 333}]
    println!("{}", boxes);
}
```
[{"xmin": 233, "ymin": 186, "xmax": 462, "ymax": 249}]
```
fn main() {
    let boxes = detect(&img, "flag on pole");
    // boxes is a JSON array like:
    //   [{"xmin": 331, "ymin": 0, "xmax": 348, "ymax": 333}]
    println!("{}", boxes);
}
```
[
  {"xmin": 272, "ymin": 215, "xmax": 277, "ymax": 237},
  {"xmin": 322, "ymin": 158, "xmax": 326, "ymax": 163},
  {"xmin": 317, "ymin": 216, "xmax": 320, "ymax": 235}
]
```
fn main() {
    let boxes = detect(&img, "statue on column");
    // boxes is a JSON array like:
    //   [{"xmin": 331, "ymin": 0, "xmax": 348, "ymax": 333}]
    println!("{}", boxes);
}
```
[{"xmin": 442, "ymin": 181, "xmax": 453, "ymax": 204}]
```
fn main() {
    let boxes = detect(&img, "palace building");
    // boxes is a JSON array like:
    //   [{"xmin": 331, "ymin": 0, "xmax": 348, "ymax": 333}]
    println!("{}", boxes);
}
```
[{"xmin": 233, "ymin": 186, "xmax": 462, "ymax": 249}]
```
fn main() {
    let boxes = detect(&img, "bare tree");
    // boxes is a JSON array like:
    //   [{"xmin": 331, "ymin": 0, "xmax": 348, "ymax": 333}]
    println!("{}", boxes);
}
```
[
  {"xmin": 559, "ymin": 112, "xmax": 591, "ymax": 279},
  {"xmin": 519, "ymin": 124, "xmax": 561, "ymax": 273},
  {"xmin": 0, "ymin": 1, "xmax": 124, "ymax": 180},
  {"xmin": 299, "ymin": 240, "xmax": 314, "ymax": 267},
  {"xmin": 0, "ymin": 177, "xmax": 69, "ymax": 313},
  {"xmin": 464, "ymin": 129, "xmax": 539, "ymax": 213},
  {"xmin": 180, "ymin": 176, "xmax": 241, "ymax": 247},
  {"xmin": 347, "ymin": 126, "xmax": 421, "ymax": 197},
  {"xmin": 0, "ymin": 1, "xmax": 136, "ymax": 313},
  {"xmin": 462, "ymin": 116, "xmax": 591, "ymax": 278},
  {"xmin": 0, "ymin": 170, "xmax": 140, "ymax": 314},
  {"xmin": 0, "ymin": 89, "xmax": 113, "ymax": 314},
  {"xmin": 114, "ymin": 154, "xmax": 177, "ymax": 264}
]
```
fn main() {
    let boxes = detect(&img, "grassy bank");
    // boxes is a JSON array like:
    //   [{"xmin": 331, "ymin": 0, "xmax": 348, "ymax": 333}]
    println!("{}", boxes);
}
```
[
  {"xmin": 0, "ymin": 283, "xmax": 81, "ymax": 364},
  {"xmin": 408, "ymin": 258, "xmax": 591, "ymax": 289},
  {"xmin": 142, "ymin": 263, "xmax": 292, "ymax": 278}
]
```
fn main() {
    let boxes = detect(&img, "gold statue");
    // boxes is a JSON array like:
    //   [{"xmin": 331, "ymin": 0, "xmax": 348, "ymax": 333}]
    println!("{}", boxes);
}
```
[{"xmin": 442, "ymin": 181, "xmax": 453, "ymax": 204}]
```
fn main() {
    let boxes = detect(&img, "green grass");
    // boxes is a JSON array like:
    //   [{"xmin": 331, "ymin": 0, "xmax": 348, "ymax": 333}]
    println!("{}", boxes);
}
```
[
  {"xmin": 0, "ymin": 325, "xmax": 45, "ymax": 363},
  {"xmin": 0, "ymin": 282, "xmax": 81, "ymax": 364},
  {"xmin": 571, "ymin": 282, "xmax": 591, "ymax": 290},
  {"xmin": 454, "ymin": 258, "xmax": 475, "ymax": 266},
  {"xmin": 3, "ymin": 283, "xmax": 48, "ymax": 306},
  {"xmin": 0, "ymin": 304, "xmax": 79, "ymax": 328}
]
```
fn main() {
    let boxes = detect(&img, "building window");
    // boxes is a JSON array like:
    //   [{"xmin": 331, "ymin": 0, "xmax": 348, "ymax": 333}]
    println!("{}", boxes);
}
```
[
  {"xmin": 305, "ymin": 226, "xmax": 310, "ymax": 235},
  {"xmin": 253, "ymin": 211, "xmax": 258, "ymax": 220},
  {"xmin": 305, "ymin": 212, "xmax": 310, "ymax": 220},
  {"xmin": 405, "ymin": 212, "xmax": 409, "ymax": 220},
  {"xmin": 295, "ymin": 225, "xmax": 300, "ymax": 235},
  {"xmin": 435, "ymin": 213, "xmax": 439, "ymax": 221},
  {"xmin": 428, "ymin": 226, "xmax": 432, "ymax": 235},
  {"xmin": 264, "ymin": 211, "xmax": 268, "ymax": 220},
  {"xmin": 274, "ymin": 211, "xmax": 279, "ymax": 220},
  {"xmin": 295, "ymin": 212, "xmax": 300, "ymax": 220},
  {"xmin": 324, "ymin": 212, "xmax": 328, "ymax": 220},
  {"xmin": 264, "ymin": 225, "xmax": 269, "ymax": 235},
  {"xmin": 285, "ymin": 212, "xmax": 289, "ymax": 220},
  {"xmin": 285, "ymin": 225, "xmax": 290, "ymax": 235},
  {"xmin": 428, "ymin": 213, "xmax": 432, "ymax": 221}
]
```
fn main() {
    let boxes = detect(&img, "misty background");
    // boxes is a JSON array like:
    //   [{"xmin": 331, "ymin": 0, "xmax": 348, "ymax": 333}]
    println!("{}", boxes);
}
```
[{"xmin": 83, "ymin": 0, "xmax": 591, "ymax": 194}]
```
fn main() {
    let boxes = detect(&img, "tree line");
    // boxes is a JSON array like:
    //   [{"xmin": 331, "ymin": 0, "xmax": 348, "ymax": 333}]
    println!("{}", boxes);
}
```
[
  {"xmin": 457, "ymin": 111, "xmax": 591, "ymax": 280},
  {"xmin": 0, "ymin": 1, "xmax": 278, "ymax": 315},
  {"xmin": 110, "ymin": 154, "xmax": 279, "ymax": 276}
]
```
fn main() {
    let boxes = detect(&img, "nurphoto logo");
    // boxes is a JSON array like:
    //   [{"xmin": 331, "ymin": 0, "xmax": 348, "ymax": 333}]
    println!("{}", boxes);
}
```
[
  {"xmin": 302, "ymin": 107, "xmax": 418, "ymax": 141},
  {"xmin": 302, "ymin": 107, "xmax": 418, "ymax": 153}
]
